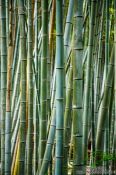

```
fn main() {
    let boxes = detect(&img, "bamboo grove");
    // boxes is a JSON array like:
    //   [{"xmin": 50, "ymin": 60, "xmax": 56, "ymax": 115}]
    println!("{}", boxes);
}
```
[{"xmin": 0, "ymin": 0, "xmax": 116, "ymax": 175}]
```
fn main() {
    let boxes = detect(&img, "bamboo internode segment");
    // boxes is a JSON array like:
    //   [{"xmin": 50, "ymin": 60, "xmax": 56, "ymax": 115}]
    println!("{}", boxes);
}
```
[{"xmin": 0, "ymin": 0, "xmax": 115, "ymax": 175}]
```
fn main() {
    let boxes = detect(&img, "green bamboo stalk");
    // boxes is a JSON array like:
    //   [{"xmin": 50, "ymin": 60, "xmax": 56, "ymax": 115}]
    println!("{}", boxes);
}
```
[
  {"xmin": 101, "ymin": 0, "xmax": 110, "ymax": 98},
  {"xmin": 12, "ymin": 95, "xmax": 20, "ymax": 134},
  {"xmin": 103, "ymin": 80, "xmax": 113, "ymax": 175},
  {"xmin": 83, "ymin": 0, "xmax": 89, "ymax": 46},
  {"xmin": 47, "ymin": 3, "xmax": 51, "ymax": 137},
  {"xmin": 111, "ymin": 131, "xmax": 116, "ymax": 174},
  {"xmin": 95, "ymin": 48, "xmax": 114, "ymax": 166},
  {"xmin": 63, "ymin": 59, "xmax": 73, "ymax": 175},
  {"xmin": 64, "ymin": 0, "xmax": 74, "ymax": 61},
  {"xmin": 33, "ymin": 50, "xmax": 40, "ymax": 175},
  {"xmin": 0, "ymin": 16, "xmax": 1, "ymax": 163},
  {"xmin": 47, "ymin": 57, "xmax": 51, "ymax": 128},
  {"xmin": 38, "ymin": 64, "xmax": 56, "ymax": 175},
  {"xmin": 0, "ymin": 0, "xmax": 7, "ymax": 174},
  {"xmin": 89, "ymin": 73, "xmax": 95, "ymax": 166},
  {"xmin": 102, "ymin": 1, "xmax": 110, "ymax": 173},
  {"xmin": 18, "ymin": 0, "xmax": 27, "ymax": 174},
  {"xmin": 32, "ymin": 58, "xmax": 40, "ymax": 107},
  {"xmin": 72, "ymin": 1, "xmax": 83, "ymax": 174},
  {"xmin": 39, "ymin": 103, "xmax": 56, "ymax": 175},
  {"xmin": 11, "ymin": 14, "xmax": 20, "ymax": 120},
  {"xmin": 33, "ymin": 1, "xmax": 39, "ymax": 174},
  {"xmin": 12, "ymin": 117, "xmax": 19, "ymax": 158},
  {"xmin": 5, "ymin": 0, "xmax": 9, "ymax": 48},
  {"xmin": 114, "ymin": 0, "xmax": 116, "ymax": 138},
  {"xmin": 11, "ymin": 55, "xmax": 20, "ymax": 118},
  {"xmin": 63, "ymin": 0, "xmax": 69, "ymax": 27},
  {"xmin": 113, "ymin": 0, "xmax": 116, "ymax": 172},
  {"xmin": 47, "ymin": 11, "xmax": 51, "ymax": 136},
  {"xmin": 34, "ymin": 0, "xmax": 39, "ymax": 92},
  {"xmin": 89, "ymin": 3, "xmax": 103, "ymax": 167},
  {"xmin": 105, "ymin": 0, "xmax": 109, "ymax": 75},
  {"xmin": 33, "ymin": 86, "xmax": 38, "ymax": 175},
  {"xmin": 26, "ymin": 0, "xmax": 33, "ymax": 174},
  {"xmin": 109, "ymin": 100, "xmax": 114, "ymax": 154},
  {"xmin": 39, "ymin": 0, "xmax": 48, "ymax": 170},
  {"xmin": 12, "ymin": 22, "xmax": 19, "ymax": 86},
  {"xmin": 55, "ymin": 0, "xmax": 64, "ymax": 174},
  {"xmin": 82, "ymin": 0, "xmax": 96, "ymax": 168},
  {"xmin": 95, "ymin": 1, "xmax": 105, "ymax": 125}
]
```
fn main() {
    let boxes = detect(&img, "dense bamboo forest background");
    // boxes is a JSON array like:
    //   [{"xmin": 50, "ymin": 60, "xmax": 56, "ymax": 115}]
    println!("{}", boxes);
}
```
[{"xmin": 0, "ymin": 0, "xmax": 116, "ymax": 175}]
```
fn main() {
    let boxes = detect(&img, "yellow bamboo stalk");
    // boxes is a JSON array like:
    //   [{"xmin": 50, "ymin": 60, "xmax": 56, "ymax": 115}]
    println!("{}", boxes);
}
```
[
  {"xmin": 14, "ymin": 145, "xmax": 19, "ymax": 175},
  {"xmin": 49, "ymin": 0, "xmax": 56, "ymax": 58}
]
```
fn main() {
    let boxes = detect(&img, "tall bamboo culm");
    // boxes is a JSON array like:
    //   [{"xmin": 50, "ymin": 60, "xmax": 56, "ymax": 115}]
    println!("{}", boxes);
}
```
[
  {"xmin": 39, "ymin": 0, "xmax": 48, "ymax": 171},
  {"xmin": 72, "ymin": 0, "xmax": 83, "ymax": 174},
  {"xmin": 5, "ymin": 1, "xmax": 14, "ymax": 175},
  {"xmin": 114, "ymin": 3, "xmax": 116, "ymax": 170},
  {"xmin": 55, "ymin": 0, "xmax": 64, "ymax": 174},
  {"xmin": 18, "ymin": 0, "xmax": 27, "ymax": 174},
  {"xmin": 0, "ymin": 1, "xmax": 7, "ymax": 174},
  {"xmin": 82, "ymin": 0, "xmax": 96, "ymax": 168},
  {"xmin": 114, "ymin": 1, "xmax": 116, "ymax": 162},
  {"xmin": 26, "ymin": 0, "xmax": 33, "ymax": 174}
]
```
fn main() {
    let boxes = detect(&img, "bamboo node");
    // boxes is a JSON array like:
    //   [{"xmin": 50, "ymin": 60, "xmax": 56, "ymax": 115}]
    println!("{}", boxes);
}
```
[
  {"xmin": 56, "ymin": 33, "xmax": 63, "ymax": 36},
  {"xmin": 72, "ymin": 105, "xmax": 82, "ymax": 109},
  {"xmin": 65, "ymin": 21, "xmax": 73, "ymax": 25},
  {"xmin": 55, "ymin": 156, "xmax": 64, "ymax": 158}
]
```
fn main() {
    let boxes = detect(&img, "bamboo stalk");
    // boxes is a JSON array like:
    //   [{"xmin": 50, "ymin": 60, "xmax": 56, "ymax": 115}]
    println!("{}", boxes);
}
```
[
  {"xmin": 112, "ymin": 0, "xmax": 116, "ymax": 173},
  {"xmin": 33, "ymin": 1, "xmax": 39, "ymax": 174},
  {"xmin": 18, "ymin": 0, "xmax": 27, "ymax": 174},
  {"xmin": 39, "ymin": 0, "xmax": 48, "ymax": 170},
  {"xmin": 64, "ymin": 0, "xmax": 74, "ymax": 62},
  {"xmin": 95, "ymin": 48, "xmax": 114, "ymax": 166},
  {"xmin": 82, "ymin": 0, "xmax": 96, "ymax": 168},
  {"xmin": 39, "ymin": 103, "xmax": 56, "ymax": 175},
  {"xmin": 55, "ymin": 0, "xmax": 64, "ymax": 174},
  {"xmin": 11, "ymin": 136, "xmax": 19, "ymax": 175},
  {"xmin": 63, "ymin": 59, "xmax": 73, "ymax": 174},
  {"xmin": 5, "ymin": 1, "xmax": 13, "ymax": 174},
  {"xmin": 12, "ymin": 140, "xmax": 19, "ymax": 175},
  {"xmin": 26, "ymin": 0, "xmax": 33, "ymax": 174},
  {"xmin": 72, "ymin": 1, "xmax": 83, "ymax": 174},
  {"xmin": 114, "ymin": 0, "xmax": 116, "ymax": 140},
  {"xmin": 0, "ymin": 1, "xmax": 7, "ymax": 174}
]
